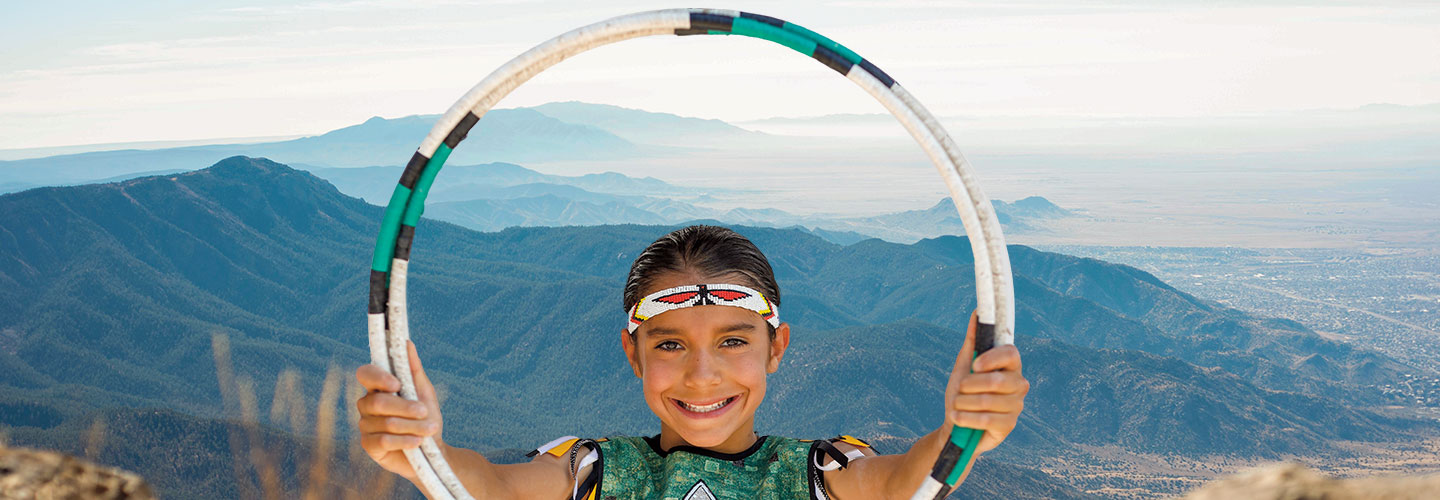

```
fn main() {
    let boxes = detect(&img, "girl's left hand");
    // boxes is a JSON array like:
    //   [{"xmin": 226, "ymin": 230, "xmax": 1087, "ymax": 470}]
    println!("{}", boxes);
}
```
[{"xmin": 944, "ymin": 310, "xmax": 1029, "ymax": 454}]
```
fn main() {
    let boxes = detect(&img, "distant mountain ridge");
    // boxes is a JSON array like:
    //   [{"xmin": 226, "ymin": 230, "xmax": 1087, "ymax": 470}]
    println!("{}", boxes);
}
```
[
  {"xmin": 0, "ymin": 104, "xmax": 698, "ymax": 192},
  {"xmin": 2, "ymin": 157, "xmax": 1434, "ymax": 500},
  {"xmin": 301, "ymin": 162, "xmax": 1073, "ymax": 240}
]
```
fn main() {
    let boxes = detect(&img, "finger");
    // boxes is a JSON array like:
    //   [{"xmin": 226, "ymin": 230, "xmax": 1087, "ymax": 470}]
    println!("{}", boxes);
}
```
[
  {"xmin": 972, "ymin": 345, "xmax": 1022, "ymax": 374},
  {"xmin": 355, "ymin": 364, "xmax": 401, "ymax": 393},
  {"xmin": 955, "ymin": 372, "xmax": 1030, "ymax": 395},
  {"xmin": 951, "ymin": 393, "xmax": 1026, "ymax": 413},
  {"xmin": 361, "ymin": 432, "xmax": 423, "ymax": 454},
  {"xmin": 357, "ymin": 392, "xmax": 429, "ymax": 419},
  {"xmin": 407, "ymin": 341, "xmax": 438, "ymax": 406},
  {"xmin": 358, "ymin": 415, "xmax": 440, "ymax": 437},
  {"xmin": 948, "ymin": 410, "xmax": 1019, "ymax": 435}
]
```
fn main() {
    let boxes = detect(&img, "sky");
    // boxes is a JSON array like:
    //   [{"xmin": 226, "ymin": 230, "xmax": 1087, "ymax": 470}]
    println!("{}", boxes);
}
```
[{"xmin": 1, "ymin": 0, "xmax": 1437, "ymax": 150}]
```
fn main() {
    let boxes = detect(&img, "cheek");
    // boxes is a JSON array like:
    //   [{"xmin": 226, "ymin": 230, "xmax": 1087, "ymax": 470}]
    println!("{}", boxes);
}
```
[
  {"xmin": 640, "ymin": 358, "xmax": 681, "ymax": 399},
  {"xmin": 734, "ymin": 353, "xmax": 770, "ymax": 394}
]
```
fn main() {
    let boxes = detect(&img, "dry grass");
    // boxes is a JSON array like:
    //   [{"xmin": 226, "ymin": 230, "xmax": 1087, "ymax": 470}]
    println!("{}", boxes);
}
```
[{"xmin": 210, "ymin": 333, "xmax": 403, "ymax": 499}]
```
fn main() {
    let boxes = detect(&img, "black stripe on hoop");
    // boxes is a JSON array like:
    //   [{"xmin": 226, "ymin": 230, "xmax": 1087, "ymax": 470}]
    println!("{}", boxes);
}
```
[
  {"xmin": 689, "ymin": 12, "xmax": 734, "ymax": 32},
  {"xmin": 739, "ymin": 11, "xmax": 785, "ymax": 27},
  {"xmin": 929, "ymin": 440, "xmax": 962, "ymax": 482},
  {"xmin": 858, "ymin": 59, "xmax": 896, "ymax": 88},
  {"xmin": 399, "ymin": 152, "xmax": 428, "ymax": 190},
  {"xmin": 394, "ymin": 224, "xmax": 416, "ymax": 261},
  {"xmin": 974, "ymin": 322, "xmax": 997, "ymax": 354},
  {"xmin": 368, "ymin": 270, "xmax": 388, "ymax": 314},
  {"xmin": 811, "ymin": 45, "xmax": 854, "ymax": 76},
  {"xmin": 443, "ymin": 111, "xmax": 480, "ymax": 149},
  {"xmin": 674, "ymin": 28, "xmax": 709, "ymax": 36}
]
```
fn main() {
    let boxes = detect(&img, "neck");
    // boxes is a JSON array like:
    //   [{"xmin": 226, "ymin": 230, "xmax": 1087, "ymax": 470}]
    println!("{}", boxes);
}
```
[{"xmin": 657, "ymin": 421, "xmax": 759, "ymax": 455}]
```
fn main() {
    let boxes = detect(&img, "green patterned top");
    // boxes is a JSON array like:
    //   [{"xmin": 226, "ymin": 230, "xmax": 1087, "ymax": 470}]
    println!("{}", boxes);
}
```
[{"xmin": 592, "ymin": 435, "xmax": 819, "ymax": 500}]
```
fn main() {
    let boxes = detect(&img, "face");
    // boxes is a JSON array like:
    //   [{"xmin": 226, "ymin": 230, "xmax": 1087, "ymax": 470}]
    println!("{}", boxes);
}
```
[{"xmin": 621, "ymin": 272, "xmax": 791, "ymax": 454}]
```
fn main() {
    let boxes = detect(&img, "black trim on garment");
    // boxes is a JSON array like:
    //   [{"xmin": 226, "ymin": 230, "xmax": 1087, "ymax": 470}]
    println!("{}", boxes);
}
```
[
  {"xmin": 643, "ymin": 434, "xmax": 769, "ymax": 461},
  {"xmin": 813, "ymin": 439, "xmax": 852, "ymax": 469},
  {"xmin": 807, "ymin": 440, "xmax": 827, "ymax": 500},
  {"xmin": 573, "ymin": 440, "xmax": 602, "ymax": 500}
]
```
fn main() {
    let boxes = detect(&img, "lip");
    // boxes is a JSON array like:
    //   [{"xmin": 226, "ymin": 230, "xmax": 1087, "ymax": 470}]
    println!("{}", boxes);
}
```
[{"xmin": 670, "ymin": 394, "xmax": 740, "ymax": 420}]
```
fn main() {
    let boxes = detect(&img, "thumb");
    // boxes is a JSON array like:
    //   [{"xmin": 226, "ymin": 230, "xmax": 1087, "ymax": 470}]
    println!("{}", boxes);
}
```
[
  {"xmin": 406, "ymin": 340, "xmax": 438, "ymax": 406},
  {"xmin": 948, "ymin": 310, "xmax": 980, "ymax": 390},
  {"xmin": 955, "ymin": 310, "xmax": 979, "ymax": 373}
]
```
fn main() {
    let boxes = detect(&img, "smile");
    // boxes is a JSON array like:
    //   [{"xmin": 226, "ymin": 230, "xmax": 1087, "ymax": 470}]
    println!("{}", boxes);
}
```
[{"xmin": 673, "ymin": 396, "xmax": 738, "ymax": 415}]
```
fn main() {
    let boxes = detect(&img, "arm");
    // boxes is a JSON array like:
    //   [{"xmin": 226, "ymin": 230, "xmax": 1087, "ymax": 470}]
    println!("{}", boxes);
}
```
[
  {"xmin": 356, "ymin": 341, "xmax": 580, "ymax": 500},
  {"xmin": 823, "ymin": 312, "xmax": 1029, "ymax": 500}
]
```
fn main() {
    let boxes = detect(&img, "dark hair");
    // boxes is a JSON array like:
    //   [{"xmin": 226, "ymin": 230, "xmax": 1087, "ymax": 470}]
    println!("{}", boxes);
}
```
[{"xmin": 624, "ymin": 225, "xmax": 780, "ymax": 333}]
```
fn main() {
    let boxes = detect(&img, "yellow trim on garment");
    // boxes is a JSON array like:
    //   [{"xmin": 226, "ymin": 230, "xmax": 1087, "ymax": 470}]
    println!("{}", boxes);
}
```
[
  {"xmin": 545, "ymin": 438, "xmax": 581, "ymax": 458},
  {"xmin": 837, "ymin": 435, "xmax": 871, "ymax": 448}
]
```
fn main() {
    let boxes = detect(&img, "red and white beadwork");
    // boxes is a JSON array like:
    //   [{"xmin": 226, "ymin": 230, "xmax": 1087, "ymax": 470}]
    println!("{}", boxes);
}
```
[{"xmin": 628, "ymin": 284, "xmax": 780, "ymax": 334}]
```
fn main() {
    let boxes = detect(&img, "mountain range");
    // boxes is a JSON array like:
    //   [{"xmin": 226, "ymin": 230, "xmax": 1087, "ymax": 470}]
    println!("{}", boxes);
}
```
[
  {"xmin": 0, "ymin": 104, "xmax": 710, "ymax": 193},
  {"xmin": 1, "ymin": 156, "xmax": 1434, "ymax": 498},
  {"xmin": 302, "ymin": 160, "xmax": 1073, "ymax": 244},
  {"xmin": 0, "ymin": 102, "xmax": 1083, "ymax": 245}
]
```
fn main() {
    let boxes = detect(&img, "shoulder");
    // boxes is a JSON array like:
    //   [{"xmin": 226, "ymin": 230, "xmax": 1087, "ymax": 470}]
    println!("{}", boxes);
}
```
[
  {"xmin": 809, "ymin": 435, "xmax": 881, "ymax": 500},
  {"xmin": 812, "ymin": 435, "xmax": 879, "ymax": 471},
  {"xmin": 526, "ymin": 436, "xmax": 603, "ymax": 500}
]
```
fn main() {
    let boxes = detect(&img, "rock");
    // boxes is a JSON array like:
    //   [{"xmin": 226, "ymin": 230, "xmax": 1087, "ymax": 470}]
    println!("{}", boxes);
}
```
[
  {"xmin": 1185, "ymin": 462, "xmax": 1440, "ymax": 500},
  {"xmin": 0, "ymin": 445, "xmax": 154, "ymax": 500}
]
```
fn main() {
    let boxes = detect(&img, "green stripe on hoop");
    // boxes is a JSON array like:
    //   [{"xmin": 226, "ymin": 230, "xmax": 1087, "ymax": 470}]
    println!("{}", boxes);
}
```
[
  {"xmin": 780, "ymin": 23, "xmax": 863, "ymax": 64},
  {"xmin": 730, "ymin": 17, "xmax": 816, "ymax": 56},
  {"xmin": 401, "ymin": 144, "xmax": 453, "ymax": 226},
  {"xmin": 953, "ymin": 426, "xmax": 983, "ymax": 484},
  {"xmin": 371, "ymin": 183, "xmax": 414, "ymax": 272},
  {"xmin": 946, "ymin": 426, "xmax": 978, "ymax": 484}
]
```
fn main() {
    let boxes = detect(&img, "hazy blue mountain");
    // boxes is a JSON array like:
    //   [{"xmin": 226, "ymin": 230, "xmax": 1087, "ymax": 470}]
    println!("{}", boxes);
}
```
[
  {"xmin": 0, "ymin": 105, "xmax": 673, "ymax": 192},
  {"xmin": 1, "ymin": 157, "xmax": 1434, "ymax": 498},
  {"xmin": 531, "ymin": 101, "xmax": 769, "ymax": 147},
  {"xmin": 426, "ymin": 195, "xmax": 670, "ymax": 231},
  {"xmin": 805, "ymin": 196, "xmax": 1076, "ymax": 242},
  {"xmin": 304, "ymin": 162, "xmax": 676, "ymax": 205},
  {"xmin": 246, "ymin": 108, "xmax": 647, "ymax": 167}
]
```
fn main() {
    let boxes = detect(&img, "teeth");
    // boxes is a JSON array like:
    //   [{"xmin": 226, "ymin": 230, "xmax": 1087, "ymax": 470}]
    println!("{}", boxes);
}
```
[{"xmin": 679, "ymin": 397, "xmax": 733, "ymax": 413}]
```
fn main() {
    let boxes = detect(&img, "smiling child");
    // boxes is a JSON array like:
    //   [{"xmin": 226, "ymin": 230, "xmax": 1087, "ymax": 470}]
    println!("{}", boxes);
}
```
[{"xmin": 356, "ymin": 225, "xmax": 1029, "ymax": 499}]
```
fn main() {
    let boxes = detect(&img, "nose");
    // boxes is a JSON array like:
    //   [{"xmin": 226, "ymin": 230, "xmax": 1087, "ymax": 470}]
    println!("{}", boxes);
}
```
[{"xmin": 684, "ymin": 347, "xmax": 723, "ymax": 388}]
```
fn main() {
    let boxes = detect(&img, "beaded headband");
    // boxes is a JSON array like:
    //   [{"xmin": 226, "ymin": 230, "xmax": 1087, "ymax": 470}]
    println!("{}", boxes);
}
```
[{"xmin": 627, "ymin": 283, "xmax": 780, "ymax": 334}]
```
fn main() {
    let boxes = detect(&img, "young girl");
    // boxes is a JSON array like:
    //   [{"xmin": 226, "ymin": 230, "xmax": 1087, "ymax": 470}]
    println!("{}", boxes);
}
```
[{"xmin": 356, "ymin": 225, "xmax": 1028, "ymax": 499}]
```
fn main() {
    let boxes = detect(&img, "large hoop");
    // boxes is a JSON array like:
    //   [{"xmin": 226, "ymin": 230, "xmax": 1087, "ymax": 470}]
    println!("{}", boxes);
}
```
[{"xmin": 366, "ymin": 8, "xmax": 1015, "ymax": 500}]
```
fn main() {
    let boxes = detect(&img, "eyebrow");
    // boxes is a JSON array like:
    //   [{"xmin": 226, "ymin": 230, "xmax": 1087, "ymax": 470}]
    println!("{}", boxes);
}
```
[{"xmin": 645, "ymin": 322, "xmax": 757, "ymax": 338}]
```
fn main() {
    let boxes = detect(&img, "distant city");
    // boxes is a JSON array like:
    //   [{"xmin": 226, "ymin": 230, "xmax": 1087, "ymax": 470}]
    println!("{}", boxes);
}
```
[{"xmin": 1044, "ymin": 245, "xmax": 1440, "ymax": 412}]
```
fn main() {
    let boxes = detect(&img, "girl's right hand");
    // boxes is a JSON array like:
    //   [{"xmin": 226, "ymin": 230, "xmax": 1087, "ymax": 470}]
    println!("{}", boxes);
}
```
[{"xmin": 355, "ymin": 340, "xmax": 444, "ymax": 481}]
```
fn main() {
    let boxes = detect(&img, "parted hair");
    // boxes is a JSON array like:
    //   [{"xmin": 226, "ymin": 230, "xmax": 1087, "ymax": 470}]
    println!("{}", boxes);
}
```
[{"xmin": 623, "ymin": 225, "xmax": 781, "ymax": 319}]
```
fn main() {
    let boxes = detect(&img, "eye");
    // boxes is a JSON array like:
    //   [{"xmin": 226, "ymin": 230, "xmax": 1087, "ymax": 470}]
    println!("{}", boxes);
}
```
[
  {"xmin": 721, "ymin": 338, "xmax": 748, "ymax": 348},
  {"xmin": 655, "ymin": 340, "xmax": 682, "ymax": 352}
]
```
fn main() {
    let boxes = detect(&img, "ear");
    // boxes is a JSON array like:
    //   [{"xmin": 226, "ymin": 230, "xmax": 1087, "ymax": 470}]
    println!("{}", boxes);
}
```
[
  {"xmin": 767, "ymin": 323, "xmax": 791, "ymax": 373},
  {"xmin": 621, "ymin": 328, "xmax": 643, "ymax": 378}
]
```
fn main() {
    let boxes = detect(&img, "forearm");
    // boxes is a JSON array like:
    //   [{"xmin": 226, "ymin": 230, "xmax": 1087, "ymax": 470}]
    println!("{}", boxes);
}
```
[
  {"xmin": 406, "ymin": 444, "xmax": 514, "ymax": 500},
  {"xmin": 881, "ymin": 426, "xmax": 976, "ymax": 500}
]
